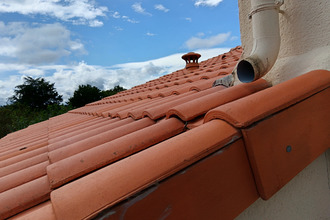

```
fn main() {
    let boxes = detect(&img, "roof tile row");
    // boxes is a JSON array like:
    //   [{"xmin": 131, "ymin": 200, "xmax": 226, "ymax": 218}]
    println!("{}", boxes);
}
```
[{"xmin": 0, "ymin": 46, "xmax": 329, "ymax": 219}]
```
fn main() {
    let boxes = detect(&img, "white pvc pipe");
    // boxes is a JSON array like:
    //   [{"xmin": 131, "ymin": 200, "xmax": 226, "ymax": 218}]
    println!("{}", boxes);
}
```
[{"xmin": 237, "ymin": 0, "xmax": 283, "ymax": 83}]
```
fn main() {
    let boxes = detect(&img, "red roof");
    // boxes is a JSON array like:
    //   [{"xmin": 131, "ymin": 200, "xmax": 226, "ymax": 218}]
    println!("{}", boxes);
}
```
[{"xmin": 0, "ymin": 46, "xmax": 329, "ymax": 219}]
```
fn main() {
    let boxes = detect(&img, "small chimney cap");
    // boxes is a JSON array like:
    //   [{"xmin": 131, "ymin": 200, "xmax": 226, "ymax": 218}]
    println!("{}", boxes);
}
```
[
  {"xmin": 182, "ymin": 52, "xmax": 201, "ymax": 70},
  {"xmin": 182, "ymin": 52, "xmax": 201, "ymax": 60}
]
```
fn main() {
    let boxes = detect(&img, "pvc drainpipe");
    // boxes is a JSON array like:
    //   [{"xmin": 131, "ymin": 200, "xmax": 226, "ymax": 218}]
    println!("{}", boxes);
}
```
[{"xmin": 237, "ymin": 0, "xmax": 284, "ymax": 83}]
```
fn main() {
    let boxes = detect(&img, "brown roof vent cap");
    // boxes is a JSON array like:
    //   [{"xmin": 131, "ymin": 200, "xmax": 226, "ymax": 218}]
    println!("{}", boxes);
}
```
[{"xmin": 182, "ymin": 52, "xmax": 201, "ymax": 70}]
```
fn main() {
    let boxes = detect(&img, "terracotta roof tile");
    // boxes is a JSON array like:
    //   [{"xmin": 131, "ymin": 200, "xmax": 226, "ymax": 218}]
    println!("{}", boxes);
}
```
[
  {"xmin": 97, "ymin": 139, "xmax": 258, "ymax": 220},
  {"xmin": 0, "ymin": 160, "xmax": 49, "ymax": 193},
  {"xmin": 0, "ymin": 176, "xmax": 50, "ymax": 220},
  {"xmin": 0, "ymin": 139, "xmax": 48, "ymax": 161},
  {"xmin": 50, "ymin": 120, "xmax": 240, "ymax": 220},
  {"xmin": 10, "ymin": 202, "xmax": 56, "ymax": 220},
  {"xmin": 0, "ymin": 153, "xmax": 48, "ymax": 178},
  {"xmin": 143, "ymin": 91, "xmax": 198, "ymax": 120},
  {"xmin": 244, "ymin": 85, "xmax": 329, "ymax": 199},
  {"xmin": 204, "ymin": 70, "xmax": 330, "ymax": 127},
  {"xmin": 101, "ymin": 100, "xmax": 151, "ymax": 118},
  {"xmin": 127, "ymin": 96, "xmax": 178, "ymax": 120},
  {"xmin": 1, "ymin": 46, "xmax": 329, "ymax": 219},
  {"xmin": 47, "ymin": 114, "xmax": 93, "ymax": 131},
  {"xmin": 114, "ymin": 98, "xmax": 160, "ymax": 119},
  {"xmin": 0, "ymin": 147, "xmax": 48, "ymax": 169},
  {"xmin": 48, "ymin": 117, "xmax": 154, "ymax": 163},
  {"xmin": 5, "ymin": 133, "xmax": 48, "ymax": 146},
  {"xmin": 48, "ymin": 118, "xmax": 133, "ymax": 151},
  {"xmin": 167, "ymin": 79, "xmax": 269, "ymax": 121},
  {"xmin": 48, "ymin": 117, "xmax": 116, "ymax": 141},
  {"xmin": 47, "ymin": 117, "xmax": 185, "ymax": 189},
  {"xmin": 143, "ymin": 85, "xmax": 228, "ymax": 120}
]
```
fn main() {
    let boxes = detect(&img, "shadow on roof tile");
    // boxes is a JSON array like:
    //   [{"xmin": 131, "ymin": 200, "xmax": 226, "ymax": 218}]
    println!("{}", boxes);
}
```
[
  {"xmin": 50, "ymin": 120, "xmax": 240, "ymax": 220},
  {"xmin": 47, "ymin": 118, "xmax": 185, "ymax": 189},
  {"xmin": 48, "ymin": 118, "xmax": 155, "ymax": 163}
]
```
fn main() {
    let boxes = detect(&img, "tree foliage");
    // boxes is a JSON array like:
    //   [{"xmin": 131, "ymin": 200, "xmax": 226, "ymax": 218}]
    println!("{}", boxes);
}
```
[
  {"xmin": 68, "ymin": 84, "xmax": 103, "ymax": 108},
  {"xmin": 68, "ymin": 84, "xmax": 126, "ymax": 108},
  {"xmin": 1, "ymin": 80, "xmax": 125, "ymax": 138},
  {"xmin": 1, "ymin": 76, "xmax": 66, "ymax": 138},
  {"xmin": 0, "ymin": 104, "xmax": 71, "ymax": 138},
  {"xmin": 101, "ymin": 85, "xmax": 126, "ymax": 97},
  {"xmin": 9, "ymin": 76, "xmax": 62, "ymax": 109},
  {"xmin": 0, "ymin": 106, "xmax": 13, "ymax": 138}
]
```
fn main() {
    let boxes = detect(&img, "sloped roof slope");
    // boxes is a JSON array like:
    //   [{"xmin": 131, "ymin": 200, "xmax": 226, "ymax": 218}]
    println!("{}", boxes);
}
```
[{"xmin": 0, "ymin": 46, "xmax": 329, "ymax": 220}]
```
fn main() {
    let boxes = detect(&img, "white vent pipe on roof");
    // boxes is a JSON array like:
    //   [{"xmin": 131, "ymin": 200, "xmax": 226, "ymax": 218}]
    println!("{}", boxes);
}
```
[{"xmin": 236, "ymin": 0, "xmax": 284, "ymax": 83}]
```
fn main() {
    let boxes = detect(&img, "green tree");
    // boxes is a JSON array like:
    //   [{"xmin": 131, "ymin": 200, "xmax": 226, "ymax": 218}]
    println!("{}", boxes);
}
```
[
  {"xmin": 101, "ymin": 85, "xmax": 126, "ymax": 97},
  {"xmin": 9, "ymin": 76, "xmax": 62, "ymax": 109},
  {"xmin": 0, "ymin": 103, "xmax": 72, "ymax": 138},
  {"xmin": 68, "ymin": 84, "xmax": 126, "ymax": 108},
  {"xmin": 68, "ymin": 84, "xmax": 103, "ymax": 108},
  {"xmin": 0, "ymin": 106, "xmax": 13, "ymax": 138}
]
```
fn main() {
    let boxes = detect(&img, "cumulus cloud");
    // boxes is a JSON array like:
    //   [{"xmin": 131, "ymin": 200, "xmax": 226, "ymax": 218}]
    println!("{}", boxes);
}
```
[
  {"xmin": 110, "ymin": 11, "xmax": 139, "ymax": 23},
  {"xmin": 20, "ymin": 68, "xmax": 45, "ymax": 77},
  {"xmin": 194, "ymin": 0, "xmax": 224, "ymax": 7},
  {"xmin": 0, "ymin": 75, "xmax": 23, "ymax": 105},
  {"xmin": 146, "ymin": 32, "xmax": 156, "ymax": 36},
  {"xmin": 88, "ymin": 20, "xmax": 104, "ymax": 27},
  {"xmin": 154, "ymin": 4, "xmax": 169, "ymax": 12},
  {"xmin": 122, "ymin": 15, "xmax": 139, "ymax": 24},
  {"xmin": 0, "ymin": 0, "xmax": 108, "ymax": 27},
  {"xmin": 0, "ymin": 22, "xmax": 86, "ymax": 65},
  {"xmin": 0, "ymin": 47, "xmax": 230, "ymax": 105},
  {"xmin": 112, "ymin": 11, "xmax": 121, "ymax": 19},
  {"xmin": 230, "ymin": 36, "xmax": 239, "ymax": 41},
  {"xmin": 185, "ymin": 17, "xmax": 192, "ymax": 22},
  {"xmin": 197, "ymin": 32, "xmax": 205, "ymax": 37},
  {"xmin": 132, "ymin": 2, "xmax": 152, "ymax": 16},
  {"xmin": 184, "ymin": 32, "xmax": 231, "ymax": 49},
  {"xmin": 114, "ymin": 47, "xmax": 230, "ymax": 70}
]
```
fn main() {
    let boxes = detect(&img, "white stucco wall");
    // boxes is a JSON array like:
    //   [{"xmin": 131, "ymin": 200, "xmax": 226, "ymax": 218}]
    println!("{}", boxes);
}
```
[
  {"xmin": 235, "ymin": 1, "xmax": 330, "ymax": 218},
  {"xmin": 236, "ymin": 0, "xmax": 330, "ymax": 85},
  {"xmin": 236, "ymin": 150, "xmax": 330, "ymax": 220}
]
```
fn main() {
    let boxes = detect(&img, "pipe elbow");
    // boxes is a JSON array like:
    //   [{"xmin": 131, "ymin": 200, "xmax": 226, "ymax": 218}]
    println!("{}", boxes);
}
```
[
  {"xmin": 237, "ymin": 0, "xmax": 283, "ymax": 83},
  {"xmin": 237, "ymin": 36, "xmax": 281, "ymax": 82}
]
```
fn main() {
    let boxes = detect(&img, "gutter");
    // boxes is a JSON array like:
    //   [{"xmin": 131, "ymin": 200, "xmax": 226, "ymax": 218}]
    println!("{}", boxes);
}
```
[{"xmin": 236, "ymin": 0, "xmax": 284, "ymax": 83}]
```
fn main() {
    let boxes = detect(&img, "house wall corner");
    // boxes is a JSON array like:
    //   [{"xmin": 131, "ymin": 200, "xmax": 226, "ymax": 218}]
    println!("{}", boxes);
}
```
[{"xmin": 236, "ymin": 0, "xmax": 330, "ymax": 85}]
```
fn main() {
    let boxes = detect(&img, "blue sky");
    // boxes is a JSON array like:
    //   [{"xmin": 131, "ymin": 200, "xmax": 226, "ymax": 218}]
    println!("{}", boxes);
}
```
[{"xmin": 0, "ymin": 0, "xmax": 240, "ymax": 105}]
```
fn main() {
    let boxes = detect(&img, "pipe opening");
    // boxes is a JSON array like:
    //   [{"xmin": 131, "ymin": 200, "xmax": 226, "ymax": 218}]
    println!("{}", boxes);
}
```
[{"xmin": 237, "ymin": 60, "xmax": 255, "ymax": 83}]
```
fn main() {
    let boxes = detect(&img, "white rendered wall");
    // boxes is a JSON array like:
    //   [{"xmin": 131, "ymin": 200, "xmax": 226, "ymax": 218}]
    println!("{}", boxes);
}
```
[
  {"xmin": 235, "ymin": 1, "xmax": 330, "ymax": 218},
  {"xmin": 236, "ymin": 150, "xmax": 330, "ymax": 219},
  {"xmin": 236, "ymin": 0, "xmax": 330, "ymax": 85}
]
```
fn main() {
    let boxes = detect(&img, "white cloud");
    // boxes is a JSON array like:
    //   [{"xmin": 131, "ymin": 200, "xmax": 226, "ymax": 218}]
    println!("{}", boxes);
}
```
[
  {"xmin": 0, "ymin": 47, "xmax": 230, "ymax": 105},
  {"xmin": 154, "ymin": 4, "xmax": 169, "ymax": 12},
  {"xmin": 112, "ymin": 11, "xmax": 121, "ymax": 19},
  {"xmin": 122, "ymin": 16, "xmax": 139, "ymax": 24},
  {"xmin": 111, "ymin": 11, "xmax": 139, "ymax": 24},
  {"xmin": 195, "ymin": 0, "xmax": 224, "ymax": 7},
  {"xmin": 88, "ymin": 20, "xmax": 103, "ymax": 27},
  {"xmin": 113, "ymin": 53, "xmax": 185, "ymax": 70},
  {"xmin": 132, "ymin": 2, "xmax": 152, "ymax": 16},
  {"xmin": 185, "ymin": 17, "xmax": 192, "ymax": 22},
  {"xmin": 185, "ymin": 32, "xmax": 231, "ymax": 49},
  {"xmin": 197, "ymin": 32, "xmax": 205, "ymax": 37},
  {"xmin": 114, "ymin": 47, "xmax": 230, "ymax": 70},
  {"xmin": 20, "ymin": 68, "xmax": 45, "ymax": 77},
  {"xmin": 0, "ymin": 0, "xmax": 108, "ymax": 27},
  {"xmin": 146, "ymin": 32, "xmax": 156, "ymax": 36},
  {"xmin": 0, "ymin": 75, "xmax": 23, "ymax": 105},
  {"xmin": 0, "ymin": 22, "xmax": 86, "ymax": 65}
]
